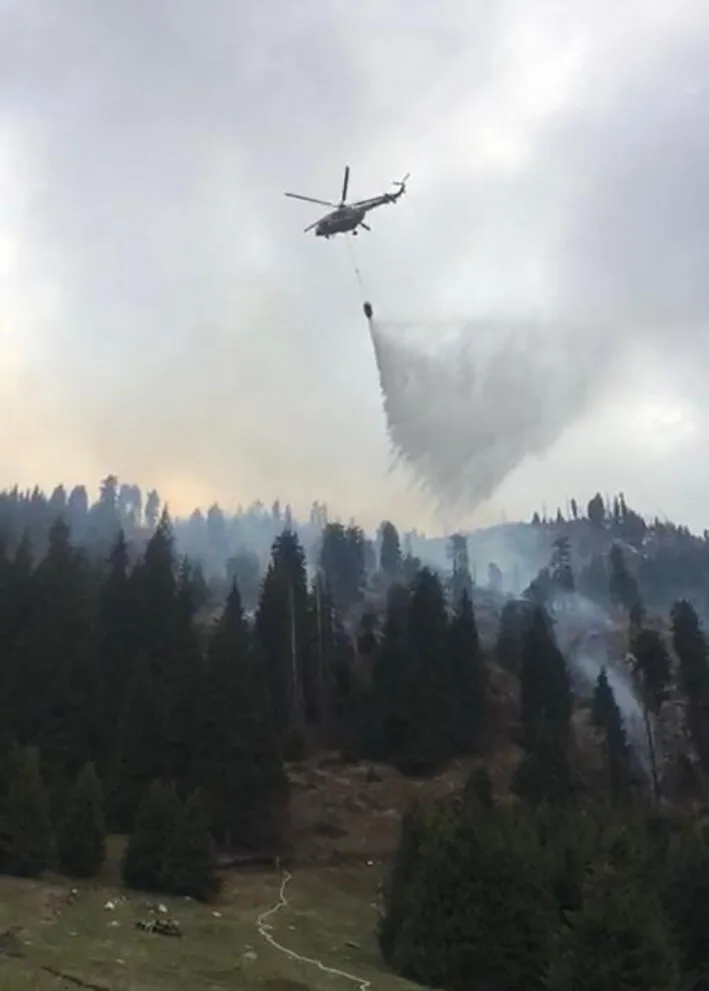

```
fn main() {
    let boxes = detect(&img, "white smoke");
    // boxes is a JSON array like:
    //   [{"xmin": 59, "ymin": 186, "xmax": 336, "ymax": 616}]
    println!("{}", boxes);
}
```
[
  {"xmin": 369, "ymin": 315, "xmax": 614, "ymax": 513},
  {"xmin": 551, "ymin": 592, "xmax": 655, "ymax": 778}
]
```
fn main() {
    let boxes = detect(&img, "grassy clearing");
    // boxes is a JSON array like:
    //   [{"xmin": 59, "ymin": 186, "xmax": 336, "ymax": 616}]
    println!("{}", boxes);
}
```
[{"xmin": 0, "ymin": 860, "xmax": 422, "ymax": 990}]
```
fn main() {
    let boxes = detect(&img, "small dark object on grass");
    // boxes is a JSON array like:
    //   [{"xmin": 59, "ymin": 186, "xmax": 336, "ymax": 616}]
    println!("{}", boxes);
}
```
[{"xmin": 135, "ymin": 918, "xmax": 183, "ymax": 938}]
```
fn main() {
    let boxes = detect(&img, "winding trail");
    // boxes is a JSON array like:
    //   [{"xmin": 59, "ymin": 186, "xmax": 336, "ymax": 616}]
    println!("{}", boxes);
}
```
[{"xmin": 255, "ymin": 869, "xmax": 372, "ymax": 991}]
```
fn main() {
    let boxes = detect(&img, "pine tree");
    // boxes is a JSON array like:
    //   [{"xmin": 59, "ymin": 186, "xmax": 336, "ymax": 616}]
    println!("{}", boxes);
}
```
[
  {"xmin": 591, "ymin": 668, "xmax": 631, "ymax": 803},
  {"xmin": 631, "ymin": 627, "xmax": 671, "ymax": 716},
  {"xmin": 255, "ymin": 530, "xmax": 311, "ymax": 733},
  {"xmin": 546, "ymin": 868, "xmax": 679, "ymax": 991},
  {"xmin": 672, "ymin": 600, "xmax": 709, "ymax": 773},
  {"xmin": 519, "ymin": 607, "xmax": 572, "ymax": 751},
  {"xmin": 496, "ymin": 598, "xmax": 526, "ymax": 673},
  {"xmin": 447, "ymin": 588, "xmax": 486, "ymax": 752},
  {"xmin": 385, "ymin": 805, "xmax": 556, "ymax": 990},
  {"xmin": 57, "ymin": 762, "xmax": 106, "ymax": 878},
  {"xmin": 199, "ymin": 581, "xmax": 287, "ymax": 853},
  {"xmin": 378, "ymin": 802, "xmax": 428, "ymax": 959},
  {"xmin": 662, "ymin": 825, "xmax": 709, "ymax": 978},
  {"xmin": 19, "ymin": 519, "xmax": 95, "ymax": 791},
  {"xmin": 397, "ymin": 568, "xmax": 456, "ymax": 773},
  {"xmin": 516, "ymin": 607, "xmax": 574, "ymax": 805},
  {"xmin": 121, "ymin": 781, "xmax": 181, "ymax": 893},
  {"xmin": 2, "ymin": 745, "xmax": 51, "ymax": 877},
  {"xmin": 161, "ymin": 789, "xmax": 220, "ymax": 901},
  {"xmin": 587, "ymin": 492, "xmax": 605, "ymax": 526},
  {"xmin": 318, "ymin": 523, "xmax": 367, "ymax": 615},
  {"xmin": 378, "ymin": 520, "xmax": 402, "ymax": 582},
  {"xmin": 608, "ymin": 543, "xmax": 640, "ymax": 613},
  {"xmin": 94, "ymin": 530, "xmax": 135, "ymax": 777}
]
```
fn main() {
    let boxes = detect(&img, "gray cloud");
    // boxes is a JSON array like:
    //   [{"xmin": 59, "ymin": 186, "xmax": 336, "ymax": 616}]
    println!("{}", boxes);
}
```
[{"xmin": 1, "ymin": 0, "xmax": 708, "ymax": 530}]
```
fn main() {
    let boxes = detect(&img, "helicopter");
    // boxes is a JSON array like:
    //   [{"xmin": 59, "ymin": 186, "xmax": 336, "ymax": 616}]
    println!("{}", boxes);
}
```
[{"xmin": 284, "ymin": 165, "xmax": 410, "ymax": 238}]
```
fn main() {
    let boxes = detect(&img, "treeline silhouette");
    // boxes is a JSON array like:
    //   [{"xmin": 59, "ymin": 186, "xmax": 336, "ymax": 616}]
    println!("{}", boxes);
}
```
[{"xmin": 3, "ymin": 477, "xmax": 709, "ymax": 981}]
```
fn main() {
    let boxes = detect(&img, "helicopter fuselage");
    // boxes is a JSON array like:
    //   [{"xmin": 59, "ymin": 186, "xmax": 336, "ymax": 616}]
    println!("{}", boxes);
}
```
[{"xmin": 315, "ymin": 204, "xmax": 367, "ymax": 237}]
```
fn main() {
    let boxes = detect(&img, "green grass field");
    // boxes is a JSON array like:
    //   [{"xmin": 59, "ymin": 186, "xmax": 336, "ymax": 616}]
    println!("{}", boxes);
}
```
[{"xmin": 0, "ymin": 855, "xmax": 423, "ymax": 990}]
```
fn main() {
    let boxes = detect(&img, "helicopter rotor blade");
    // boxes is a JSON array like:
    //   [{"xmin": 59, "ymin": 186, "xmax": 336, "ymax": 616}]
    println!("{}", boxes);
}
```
[
  {"xmin": 341, "ymin": 165, "xmax": 350, "ymax": 204},
  {"xmin": 285, "ymin": 192, "xmax": 337, "ymax": 207}
]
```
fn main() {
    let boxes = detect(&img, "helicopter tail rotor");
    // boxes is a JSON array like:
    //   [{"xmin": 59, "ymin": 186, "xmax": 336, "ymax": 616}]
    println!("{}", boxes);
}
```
[{"xmin": 340, "ymin": 165, "xmax": 350, "ymax": 205}]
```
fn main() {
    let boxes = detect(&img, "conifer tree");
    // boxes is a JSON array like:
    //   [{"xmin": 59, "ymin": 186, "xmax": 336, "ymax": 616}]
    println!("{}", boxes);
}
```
[
  {"xmin": 591, "ymin": 668, "xmax": 631, "ymax": 803},
  {"xmin": 519, "ymin": 607, "xmax": 572, "ymax": 751},
  {"xmin": 447, "ymin": 588, "xmax": 486, "ymax": 752},
  {"xmin": 496, "ymin": 598, "xmax": 526, "ymax": 673},
  {"xmin": 546, "ymin": 868, "xmax": 679, "ymax": 991},
  {"xmin": 378, "ymin": 520, "xmax": 402, "ymax": 582},
  {"xmin": 385, "ymin": 805, "xmax": 556, "ymax": 990},
  {"xmin": 199, "ymin": 581, "xmax": 287, "ymax": 853},
  {"xmin": 378, "ymin": 802, "xmax": 428, "ymax": 959},
  {"xmin": 121, "ymin": 781, "xmax": 180, "ymax": 893},
  {"xmin": 516, "ymin": 607, "xmax": 574, "ymax": 805},
  {"xmin": 672, "ymin": 599, "xmax": 709, "ymax": 773},
  {"xmin": 398, "ymin": 568, "xmax": 455, "ymax": 772},
  {"xmin": 662, "ymin": 826, "xmax": 709, "ymax": 978},
  {"xmin": 57, "ymin": 762, "xmax": 106, "ymax": 878},
  {"xmin": 255, "ymin": 530, "xmax": 311, "ymax": 733},
  {"xmin": 632, "ymin": 627, "xmax": 671, "ymax": 716},
  {"xmin": 161, "ymin": 789, "xmax": 220, "ymax": 902},
  {"xmin": 94, "ymin": 529, "xmax": 134, "ymax": 775},
  {"xmin": 2, "ymin": 745, "xmax": 51, "ymax": 877},
  {"xmin": 357, "ymin": 582, "xmax": 410, "ymax": 760},
  {"xmin": 608, "ymin": 543, "xmax": 641, "ymax": 613}
]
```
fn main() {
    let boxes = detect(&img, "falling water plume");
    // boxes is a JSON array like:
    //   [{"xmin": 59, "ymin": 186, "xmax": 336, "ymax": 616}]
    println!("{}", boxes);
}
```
[{"xmin": 366, "ymin": 308, "xmax": 611, "ymax": 513}]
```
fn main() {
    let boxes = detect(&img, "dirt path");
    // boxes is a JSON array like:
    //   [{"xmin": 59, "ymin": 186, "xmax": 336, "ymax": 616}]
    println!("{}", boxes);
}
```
[{"xmin": 256, "ymin": 870, "xmax": 372, "ymax": 991}]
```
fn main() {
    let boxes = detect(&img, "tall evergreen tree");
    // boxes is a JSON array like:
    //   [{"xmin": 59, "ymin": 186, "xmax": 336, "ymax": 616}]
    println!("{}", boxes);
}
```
[
  {"xmin": 591, "ymin": 668, "xmax": 632, "ymax": 803},
  {"xmin": 19, "ymin": 519, "xmax": 95, "ymax": 792},
  {"xmin": 516, "ymin": 607, "xmax": 573, "ymax": 805},
  {"xmin": 57, "ymin": 762, "xmax": 106, "ymax": 878},
  {"xmin": 519, "ymin": 607, "xmax": 572, "ymax": 751},
  {"xmin": 397, "ymin": 568, "xmax": 456, "ymax": 772},
  {"xmin": 94, "ymin": 529, "xmax": 134, "ymax": 775},
  {"xmin": 672, "ymin": 599, "xmax": 709, "ymax": 773},
  {"xmin": 198, "ymin": 581, "xmax": 287, "ymax": 853},
  {"xmin": 122, "ymin": 781, "xmax": 181, "ymax": 893},
  {"xmin": 2, "ymin": 745, "xmax": 51, "ymax": 877},
  {"xmin": 161, "ymin": 789, "xmax": 220, "ymax": 901},
  {"xmin": 447, "ymin": 588, "xmax": 486, "ymax": 752},
  {"xmin": 496, "ymin": 598, "xmax": 526, "ymax": 673},
  {"xmin": 255, "ymin": 530, "xmax": 312, "ymax": 732},
  {"xmin": 318, "ymin": 523, "xmax": 366, "ymax": 615},
  {"xmin": 546, "ymin": 868, "xmax": 678, "ymax": 991},
  {"xmin": 608, "ymin": 543, "xmax": 640, "ymax": 613},
  {"xmin": 378, "ymin": 521, "xmax": 402, "ymax": 582}
]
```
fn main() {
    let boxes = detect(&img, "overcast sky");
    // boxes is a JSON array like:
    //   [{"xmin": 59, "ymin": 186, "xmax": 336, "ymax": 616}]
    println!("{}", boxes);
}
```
[{"xmin": 1, "ymin": 0, "xmax": 709, "ymax": 533}]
